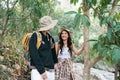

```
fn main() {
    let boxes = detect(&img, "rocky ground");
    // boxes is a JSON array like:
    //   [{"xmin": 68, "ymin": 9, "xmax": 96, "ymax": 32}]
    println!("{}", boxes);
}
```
[
  {"xmin": 73, "ymin": 63, "xmax": 114, "ymax": 80},
  {"xmin": 0, "ymin": 61, "xmax": 115, "ymax": 80}
]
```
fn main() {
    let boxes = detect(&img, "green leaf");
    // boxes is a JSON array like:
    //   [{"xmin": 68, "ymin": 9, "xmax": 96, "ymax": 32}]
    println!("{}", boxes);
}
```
[
  {"xmin": 65, "ymin": 11, "xmax": 77, "ymax": 15},
  {"xmin": 107, "ymin": 28, "xmax": 112, "ymax": 41},
  {"xmin": 105, "ymin": 55, "xmax": 113, "ymax": 65},
  {"xmin": 88, "ymin": 39, "xmax": 98, "ymax": 42},
  {"xmin": 100, "ymin": 0, "xmax": 111, "ymax": 8},
  {"xmin": 110, "ymin": 48, "xmax": 120, "ymax": 64},
  {"xmin": 114, "ymin": 23, "xmax": 120, "ymax": 32},
  {"xmin": 70, "ymin": 0, "xmax": 79, "ymax": 5},
  {"xmin": 114, "ymin": 12, "xmax": 120, "ymax": 20},
  {"xmin": 106, "ymin": 0, "xmax": 112, "ymax": 4},
  {"xmin": 101, "ymin": 47, "xmax": 108, "ymax": 56},
  {"xmin": 110, "ymin": 44, "xmax": 119, "ymax": 49},
  {"xmin": 78, "ymin": 7, "xmax": 82, "ymax": 13},
  {"xmin": 86, "ymin": 0, "xmax": 92, "ymax": 3},
  {"xmin": 93, "ymin": 41, "xmax": 101, "ymax": 52},
  {"xmin": 102, "ymin": 16, "xmax": 109, "ymax": 25},
  {"xmin": 74, "ymin": 0, "xmax": 79, "ymax": 5},
  {"xmin": 70, "ymin": 0, "xmax": 74, "ymax": 4},
  {"xmin": 92, "ymin": 0, "xmax": 97, "ymax": 6},
  {"xmin": 109, "ymin": 17, "xmax": 114, "ymax": 27},
  {"xmin": 74, "ymin": 14, "xmax": 80, "ymax": 27},
  {"xmin": 80, "ymin": 15, "xmax": 90, "ymax": 27}
]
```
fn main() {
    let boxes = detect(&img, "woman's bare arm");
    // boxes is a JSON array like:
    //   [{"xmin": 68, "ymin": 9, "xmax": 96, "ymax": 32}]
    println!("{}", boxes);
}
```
[
  {"xmin": 72, "ymin": 43, "xmax": 84, "ymax": 56},
  {"xmin": 55, "ymin": 42, "xmax": 60, "ymax": 55}
]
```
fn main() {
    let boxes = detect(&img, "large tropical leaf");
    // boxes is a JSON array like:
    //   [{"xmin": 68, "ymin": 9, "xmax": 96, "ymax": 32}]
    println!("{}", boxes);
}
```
[
  {"xmin": 110, "ymin": 48, "xmax": 120, "ymax": 64},
  {"xmin": 74, "ymin": 14, "xmax": 80, "ymax": 27},
  {"xmin": 80, "ymin": 15, "xmax": 90, "ymax": 27},
  {"xmin": 114, "ymin": 22, "xmax": 120, "ymax": 32},
  {"xmin": 107, "ymin": 28, "xmax": 112, "ymax": 41},
  {"xmin": 65, "ymin": 11, "xmax": 77, "ymax": 14},
  {"xmin": 70, "ymin": 0, "xmax": 79, "ymax": 5},
  {"xmin": 93, "ymin": 41, "xmax": 101, "ymax": 52},
  {"xmin": 100, "ymin": 46, "xmax": 108, "ymax": 56}
]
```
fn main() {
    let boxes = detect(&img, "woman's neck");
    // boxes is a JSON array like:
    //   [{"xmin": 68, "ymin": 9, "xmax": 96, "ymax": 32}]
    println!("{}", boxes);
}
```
[{"xmin": 63, "ymin": 40, "xmax": 67, "ymax": 47}]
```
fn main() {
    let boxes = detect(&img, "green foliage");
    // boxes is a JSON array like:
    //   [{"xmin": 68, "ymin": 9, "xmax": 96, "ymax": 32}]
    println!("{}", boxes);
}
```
[
  {"xmin": 65, "ymin": 11, "xmax": 77, "ymax": 14},
  {"xmin": 0, "ymin": 34, "xmax": 23, "ymax": 79},
  {"xmin": 0, "ymin": 67, "xmax": 11, "ymax": 80},
  {"xmin": 89, "ymin": 0, "xmax": 120, "ymax": 65},
  {"xmin": 80, "ymin": 14, "xmax": 90, "ymax": 27},
  {"xmin": 91, "ymin": 32, "xmax": 120, "ymax": 64},
  {"xmin": 66, "ymin": 6, "xmax": 90, "ymax": 27},
  {"xmin": 0, "ymin": 0, "xmax": 57, "ymax": 79},
  {"xmin": 66, "ymin": 12, "xmax": 90, "ymax": 27},
  {"xmin": 74, "ymin": 14, "xmax": 80, "ymax": 27},
  {"xmin": 70, "ymin": 0, "xmax": 79, "ymax": 5},
  {"xmin": 114, "ymin": 22, "xmax": 120, "ymax": 32},
  {"xmin": 69, "ymin": 0, "xmax": 120, "ymax": 66},
  {"xmin": 102, "ymin": 16, "xmax": 109, "ymax": 25},
  {"xmin": 18, "ymin": 0, "xmax": 56, "ymax": 30},
  {"xmin": 107, "ymin": 28, "xmax": 112, "ymax": 41},
  {"xmin": 114, "ymin": 12, "xmax": 120, "ymax": 21},
  {"xmin": 100, "ymin": 0, "xmax": 112, "ymax": 8},
  {"xmin": 110, "ymin": 47, "xmax": 120, "ymax": 64}
]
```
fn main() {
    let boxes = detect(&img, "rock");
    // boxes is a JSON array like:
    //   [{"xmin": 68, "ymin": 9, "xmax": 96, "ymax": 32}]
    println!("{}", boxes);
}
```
[
  {"xmin": 0, "ymin": 64, "xmax": 8, "ymax": 70},
  {"xmin": 94, "ymin": 61, "xmax": 115, "ymax": 72},
  {"xmin": 0, "ymin": 56, "xmax": 4, "ymax": 61},
  {"xmin": 12, "ymin": 64, "xmax": 21, "ymax": 75},
  {"xmin": 73, "ymin": 63, "xmax": 114, "ymax": 80}
]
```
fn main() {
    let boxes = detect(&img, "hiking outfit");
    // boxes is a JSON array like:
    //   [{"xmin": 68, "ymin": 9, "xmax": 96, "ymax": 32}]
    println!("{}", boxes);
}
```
[
  {"xmin": 29, "ymin": 16, "xmax": 58, "ymax": 80},
  {"xmin": 55, "ymin": 47, "xmax": 75, "ymax": 80},
  {"xmin": 29, "ymin": 32, "xmax": 58, "ymax": 80}
]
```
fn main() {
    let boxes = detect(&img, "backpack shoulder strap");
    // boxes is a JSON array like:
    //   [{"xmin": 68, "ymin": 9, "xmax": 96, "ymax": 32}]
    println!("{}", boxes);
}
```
[{"xmin": 34, "ymin": 31, "xmax": 42, "ymax": 49}]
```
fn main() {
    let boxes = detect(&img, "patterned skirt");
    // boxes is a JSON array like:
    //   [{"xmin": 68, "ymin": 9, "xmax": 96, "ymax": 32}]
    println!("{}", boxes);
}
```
[{"xmin": 55, "ymin": 58, "xmax": 75, "ymax": 80}]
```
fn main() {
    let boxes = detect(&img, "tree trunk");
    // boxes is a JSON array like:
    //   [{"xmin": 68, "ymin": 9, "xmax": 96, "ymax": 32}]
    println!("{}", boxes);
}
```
[
  {"xmin": 83, "ymin": 64, "xmax": 91, "ymax": 80},
  {"xmin": 81, "ymin": 0, "xmax": 118, "ymax": 80},
  {"xmin": 83, "ymin": 27, "xmax": 90, "ymax": 80},
  {"xmin": 82, "ymin": 0, "xmax": 90, "ymax": 79},
  {"xmin": 109, "ymin": 0, "xmax": 118, "ymax": 80},
  {"xmin": 115, "ymin": 64, "xmax": 118, "ymax": 80}
]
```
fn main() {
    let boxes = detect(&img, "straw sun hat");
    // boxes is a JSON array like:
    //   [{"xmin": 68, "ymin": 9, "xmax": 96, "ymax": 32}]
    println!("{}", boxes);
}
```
[
  {"xmin": 39, "ymin": 16, "xmax": 58, "ymax": 31},
  {"xmin": 58, "ymin": 28, "xmax": 73, "ymax": 37}
]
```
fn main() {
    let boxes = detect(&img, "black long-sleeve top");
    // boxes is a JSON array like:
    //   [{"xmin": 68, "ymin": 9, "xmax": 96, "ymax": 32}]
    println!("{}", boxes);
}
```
[{"xmin": 29, "ymin": 32, "xmax": 58, "ymax": 74}]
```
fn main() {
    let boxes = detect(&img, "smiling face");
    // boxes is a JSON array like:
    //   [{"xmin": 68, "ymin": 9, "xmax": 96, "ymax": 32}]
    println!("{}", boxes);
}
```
[{"xmin": 60, "ymin": 30, "xmax": 69, "ymax": 41}]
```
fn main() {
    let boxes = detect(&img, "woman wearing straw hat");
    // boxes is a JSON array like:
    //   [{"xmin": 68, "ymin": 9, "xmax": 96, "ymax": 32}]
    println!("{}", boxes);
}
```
[
  {"xmin": 29, "ymin": 16, "xmax": 58, "ymax": 80},
  {"xmin": 55, "ymin": 28, "xmax": 84, "ymax": 80}
]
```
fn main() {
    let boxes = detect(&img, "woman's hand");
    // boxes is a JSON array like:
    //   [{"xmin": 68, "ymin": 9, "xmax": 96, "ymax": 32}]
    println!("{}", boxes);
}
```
[
  {"xmin": 41, "ymin": 72, "xmax": 47, "ymax": 80},
  {"xmin": 54, "ymin": 63, "xmax": 58, "ymax": 70}
]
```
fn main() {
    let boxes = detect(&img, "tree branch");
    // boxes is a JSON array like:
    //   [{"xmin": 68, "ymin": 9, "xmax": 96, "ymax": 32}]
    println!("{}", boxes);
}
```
[
  {"xmin": 10, "ymin": 0, "xmax": 18, "ymax": 11},
  {"xmin": 9, "ymin": 14, "xmax": 30, "ymax": 21},
  {"xmin": 89, "ymin": 55, "xmax": 103, "ymax": 68},
  {"xmin": 2, "ymin": 0, "xmax": 18, "ymax": 36},
  {"xmin": 7, "ymin": 0, "xmax": 9, "ymax": 9},
  {"xmin": 82, "ymin": 0, "xmax": 89, "ymax": 14},
  {"xmin": 108, "ymin": 0, "xmax": 118, "ymax": 30},
  {"xmin": 110, "ymin": 0, "xmax": 118, "ymax": 17}
]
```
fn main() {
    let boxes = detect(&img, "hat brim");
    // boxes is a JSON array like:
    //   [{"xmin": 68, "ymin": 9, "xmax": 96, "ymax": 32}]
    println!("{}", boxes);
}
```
[
  {"xmin": 39, "ymin": 20, "xmax": 58, "ymax": 31},
  {"xmin": 58, "ymin": 28, "xmax": 73, "ymax": 37}
]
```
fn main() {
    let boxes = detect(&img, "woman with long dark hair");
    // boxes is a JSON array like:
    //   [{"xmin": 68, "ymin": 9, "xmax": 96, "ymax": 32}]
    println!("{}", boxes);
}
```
[{"xmin": 55, "ymin": 28, "xmax": 84, "ymax": 80}]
